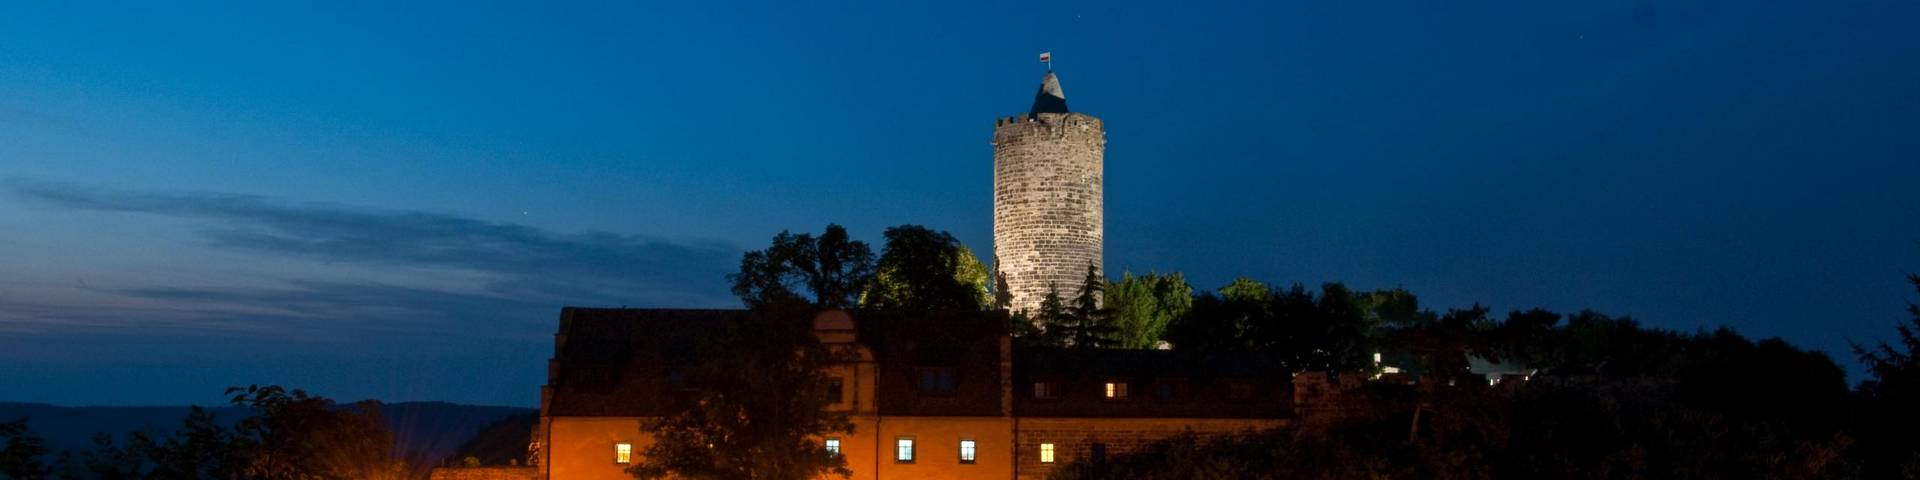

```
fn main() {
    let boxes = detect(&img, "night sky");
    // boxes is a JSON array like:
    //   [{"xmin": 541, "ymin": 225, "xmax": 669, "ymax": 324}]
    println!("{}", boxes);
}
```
[{"xmin": 3, "ymin": 1, "xmax": 1917, "ymax": 407}]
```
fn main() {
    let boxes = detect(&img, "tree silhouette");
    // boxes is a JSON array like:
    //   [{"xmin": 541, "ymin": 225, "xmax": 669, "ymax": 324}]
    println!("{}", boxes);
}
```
[
  {"xmin": 1060, "ymin": 265, "xmax": 1119, "ymax": 348},
  {"xmin": 630, "ymin": 302, "xmax": 853, "ymax": 480},
  {"xmin": 0, "ymin": 418, "xmax": 49, "ymax": 480},
  {"xmin": 990, "ymin": 257, "xmax": 1014, "ymax": 312},
  {"xmin": 862, "ymin": 225, "xmax": 989, "ymax": 311},
  {"xmin": 1164, "ymin": 279, "xmax": 1388, "ymax": 370},
  {"xmin": 1852, "ymin": 273, "xmax": 1920, "ymax": 477},
  {"xmin": 1029, "ymin": 287, "xmax": 1074, "ymax": 347},
  {"xmin": 730, "ymin": 224, "xmax": 875, "ymax": 309},
  {"xmin": 49, "ymin": 386, "xmax": 407, "ymax": 480},
  {"xmin": 225, "ymin": 385, "xmax": 407, "ymax": 480}
]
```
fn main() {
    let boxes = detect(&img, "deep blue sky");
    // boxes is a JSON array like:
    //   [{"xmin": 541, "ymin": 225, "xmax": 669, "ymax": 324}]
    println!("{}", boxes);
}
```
[{"xmin": 2, "ymin": 1, "xmax": 1916, "ymax": 407}]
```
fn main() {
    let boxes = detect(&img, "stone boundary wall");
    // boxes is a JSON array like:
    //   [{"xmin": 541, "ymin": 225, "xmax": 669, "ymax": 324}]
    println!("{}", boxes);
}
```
[
  {"xmin": 427, "ymin": 466, "xmax": 539, "ymax": 480},
  {"xmin": 1291, "ymin": 371, "xmax": 1368, "ymax": 425}
]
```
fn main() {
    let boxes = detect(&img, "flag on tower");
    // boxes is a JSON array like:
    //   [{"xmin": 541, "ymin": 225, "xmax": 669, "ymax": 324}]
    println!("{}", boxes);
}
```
[{"xmin": 1038, "ymin": 52, "xmax": 1051, "ymax": 63}]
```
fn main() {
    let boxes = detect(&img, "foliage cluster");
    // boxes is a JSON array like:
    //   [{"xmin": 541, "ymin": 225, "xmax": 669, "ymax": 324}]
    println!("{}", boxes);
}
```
[
  {"xmin": 1050, "ymin": 378, "xmax": 1856, "ymax": 480},
  {"xmin": 1050, "ymin": 274, "xmax": 1920, "ymax": 479},
  {"xmin": 729, "ymin": 224, "xmax": 988, "ymax": 312},
  {"xmin": 628, "ymin": 302, "xmax": 853, "ymax": 480},
  {"xmin": 2, "ymin": 385, "xmax": 406, "ymax": 480}
]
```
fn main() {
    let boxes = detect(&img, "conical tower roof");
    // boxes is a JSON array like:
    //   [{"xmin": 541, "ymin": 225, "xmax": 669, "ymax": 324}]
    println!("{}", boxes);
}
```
[{"xmin": 1030, "ymin": 71, "xmax": 1069, "ymax": 114}]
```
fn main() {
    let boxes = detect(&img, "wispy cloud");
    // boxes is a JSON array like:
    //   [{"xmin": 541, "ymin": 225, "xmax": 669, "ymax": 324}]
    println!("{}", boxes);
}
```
[{"xmin": 3, "ymin": 179, "xmax": 744, "ymax": 335}]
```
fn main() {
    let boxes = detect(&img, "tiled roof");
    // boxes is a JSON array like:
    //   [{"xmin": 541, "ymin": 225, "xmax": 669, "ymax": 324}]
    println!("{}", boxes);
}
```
[
  {"xmin": 545, "ymin": 308, "xmax": 740, "ymax": 417},
  {"xmin": 859, "ymin": 310, "xmax": 1010, "ymax": 417},
  {"xmin": 544, "ymin": 307, "xmax": 1292, "ymax": 420},
  {"xmin": 545, "ymin": 308, "xmax": 1011, "ymax": 418},
  {"xmin": 1030, "ymin": 71, "xmax": 1069, "ymax": 114}
]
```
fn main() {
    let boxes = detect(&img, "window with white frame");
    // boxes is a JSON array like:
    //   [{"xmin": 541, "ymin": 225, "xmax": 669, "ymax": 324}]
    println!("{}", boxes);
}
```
[
  {"xmin": 825, "ymin": 437, "xmax": 841, "ymax": 456},
  {"xmin": 614, "ymin": 442, "xmax": 633, "ymax": 464},
  {"xmin": 895, "ymin": 437, "xmax": 915, "ymax": 463},
  {"xmin": 959, "ymin": 439, "xmax": 976, "ymax": 464},
  {"xmin": 1040, "ymin": 442, "xmax": 1056, "ymax": 463}
]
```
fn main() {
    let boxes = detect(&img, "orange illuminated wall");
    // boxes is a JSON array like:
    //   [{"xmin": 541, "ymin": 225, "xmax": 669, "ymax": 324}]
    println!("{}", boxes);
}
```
[{"xmin": 543, "ymin": 417, "xmax": 647, "ymax": 480}]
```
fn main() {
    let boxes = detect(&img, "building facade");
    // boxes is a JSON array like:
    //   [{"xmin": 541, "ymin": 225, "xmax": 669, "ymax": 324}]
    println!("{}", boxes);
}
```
[
  {"xmin": 993, "ymin": 70, "xmax": 1105, "ymax": 315},
  {"xmin": 530, "ymin": 308, "xmax": 1296, "ymax": 480}
]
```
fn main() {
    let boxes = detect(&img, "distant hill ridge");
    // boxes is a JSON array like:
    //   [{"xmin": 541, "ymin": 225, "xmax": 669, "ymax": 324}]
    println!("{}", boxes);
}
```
[{"xmin": 0, "ymin": 401, "xmax": 535, "ymax": 467}]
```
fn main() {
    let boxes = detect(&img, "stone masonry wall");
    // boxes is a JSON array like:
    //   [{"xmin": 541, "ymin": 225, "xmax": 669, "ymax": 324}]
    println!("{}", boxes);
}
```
[
  {"xmin": 993, "ymin": 112, "xmax": 1105, "ymax": 315},
  {"xmin": 427, "ymin": 466, "xmax": 538, "ymax": 480}
]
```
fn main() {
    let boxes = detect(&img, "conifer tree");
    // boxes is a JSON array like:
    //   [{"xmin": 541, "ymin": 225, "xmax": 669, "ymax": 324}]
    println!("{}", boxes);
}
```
[
  {"xmin": 990, "ymin": 258, "xmax": 1014, "ymax": 312},
  {"xmin": 1061, "ymin": 265, "xmax": 1118, "ymax": 348},
  {"xmin": 1032, "ymin": 287, "xmax": 1073, "ymax": 347}
]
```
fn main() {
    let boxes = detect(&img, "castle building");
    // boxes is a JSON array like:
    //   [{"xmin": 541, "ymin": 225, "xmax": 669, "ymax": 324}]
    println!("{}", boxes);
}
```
[
  {"xmin": 993, "ymin": 69, "xmax": 1105, "ymax": 314},
  {"xmin": 527, "ymin": 308, "xmax": 1298, "ymax": 480},
  {"xmin": 459, "ymin": 69, "xmax": 1316, "ymax": 480}
]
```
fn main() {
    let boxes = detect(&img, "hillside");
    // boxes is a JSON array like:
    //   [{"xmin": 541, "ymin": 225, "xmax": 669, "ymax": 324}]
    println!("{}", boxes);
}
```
[{"xmin": 0, "ymin": 401, "xmax": 534, "ymax": 468}]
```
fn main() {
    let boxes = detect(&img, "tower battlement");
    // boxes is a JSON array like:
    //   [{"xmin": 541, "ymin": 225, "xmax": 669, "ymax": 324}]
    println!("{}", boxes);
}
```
[{"xmin": 994, "ymin": 112, "xmax": 1104, "ymax": 130}]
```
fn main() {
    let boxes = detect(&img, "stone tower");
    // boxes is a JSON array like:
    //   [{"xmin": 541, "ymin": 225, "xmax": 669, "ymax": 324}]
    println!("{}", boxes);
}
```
[{"xmin": 992, "ymin": 69, "xmax": 1105, "ymax": 315}]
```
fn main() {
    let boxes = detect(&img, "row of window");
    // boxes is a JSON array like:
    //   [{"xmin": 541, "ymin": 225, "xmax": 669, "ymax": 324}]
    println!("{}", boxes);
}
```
[
  {"xmin": 1035, "ymin": 380, "xmax": 1259, "ymax": 401},
  {"xmin": 618, "ymin": 438, "xmax": 1081, "ymax": 465},
  {"xmin": 891, "ymin": 371, "xmax": 1265, "ymax": 401},
  {"xmin": 849, "ymin": 437, "xmax": 1080, "ymax": 465},
  {"xmin": 829, "ymin": 437, "xmax": 981, "ymax": 464}
]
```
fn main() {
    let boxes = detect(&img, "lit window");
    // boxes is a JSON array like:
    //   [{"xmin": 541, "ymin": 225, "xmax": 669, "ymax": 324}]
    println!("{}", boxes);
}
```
[
  {"xmin": 614, "ymin": 443, "xmax": 632, "ymax": 464},
  {"xmin": 825, "ymin": 438, "xmax": 841, "ymax": 456},
  {"xmin": 1033, "ymin": 381, "xmax": 1056, "ymax": 399},
  {"xmin": 959, "ymin": 439, "xmax": 976, "ymax": 464},
  {"xmin": 1104, "ymin": 381, "xmax": 1129, "ymax": 400},
  {"xmin": 827, "ymin": 377, "xmax": 845, "ymax": 404},
  {"xmin": 895, "ymin": 437, "xmax": 915, "ymax": 463},
  {"xmin": 1039, "ymin": 443, "xmax": 1055, "ymax": 463}
]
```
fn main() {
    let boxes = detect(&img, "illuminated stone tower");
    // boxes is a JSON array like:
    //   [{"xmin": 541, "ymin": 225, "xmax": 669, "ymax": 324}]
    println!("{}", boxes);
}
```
[{"xmin": 992, "ymin": 69, "xmax": 1105, "ymax": 314}]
